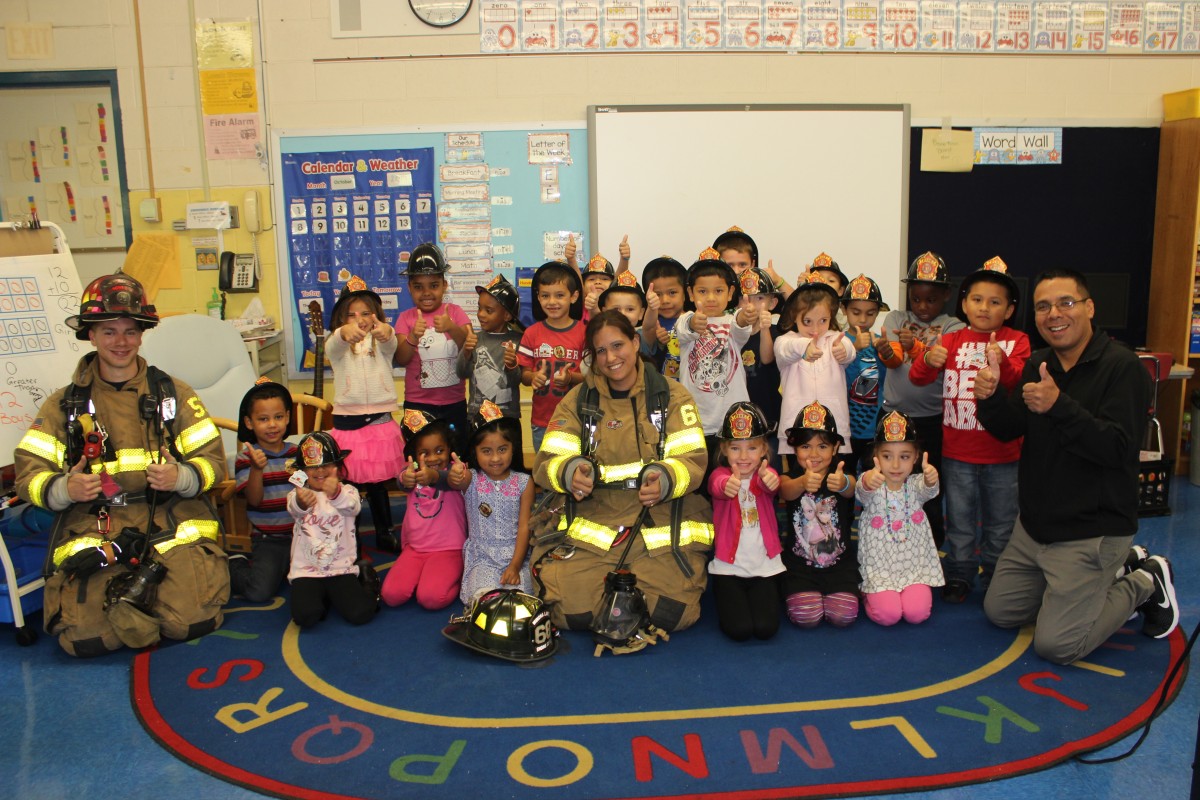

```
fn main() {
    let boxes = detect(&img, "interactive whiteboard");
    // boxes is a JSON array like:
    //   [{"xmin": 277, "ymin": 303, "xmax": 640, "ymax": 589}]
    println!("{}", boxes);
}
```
[{"xmin": 589, "ymin": 104, "xmax": 909, "ymax": 308}]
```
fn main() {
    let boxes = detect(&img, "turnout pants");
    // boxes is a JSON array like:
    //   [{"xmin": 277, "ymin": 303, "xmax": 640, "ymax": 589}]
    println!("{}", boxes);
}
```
[{"xmin": 534, "ymin": 534, "xmax": 709, "ymax": 633}]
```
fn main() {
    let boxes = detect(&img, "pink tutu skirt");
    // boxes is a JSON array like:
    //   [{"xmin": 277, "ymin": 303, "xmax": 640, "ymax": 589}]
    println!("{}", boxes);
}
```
[{"xmin": 329, "ymin": 417, "xmax": 405, "ymax": 484}]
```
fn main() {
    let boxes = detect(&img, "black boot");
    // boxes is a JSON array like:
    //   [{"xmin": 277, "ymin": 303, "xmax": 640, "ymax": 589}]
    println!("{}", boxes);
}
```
[
  {"xmin": 362, "ymin": 482, "xmax": 400, "ymax": 553},
  {"xmin": 356, "ymin": 558, "xmax": 382, "ymax": 605}
]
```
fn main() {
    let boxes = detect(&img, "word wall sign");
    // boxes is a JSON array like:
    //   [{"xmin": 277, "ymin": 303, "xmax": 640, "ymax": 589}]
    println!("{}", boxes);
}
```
[{"xmin": 478, "ymin": 0, "xmax": 1200, "ymax": 52}]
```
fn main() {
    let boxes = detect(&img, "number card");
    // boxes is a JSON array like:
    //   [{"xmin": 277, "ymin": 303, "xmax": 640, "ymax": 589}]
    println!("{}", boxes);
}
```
[
  {"xmin": 521, "ymin": 0, "xmax": 561, "ymax": 50},
  {"xmin": 1144, "ymin": 1, "xmax": 1182, "ymax": 50},
  {"xmin": 562, "ymin": 0, "xmax": 603, "ymax": 49},
  {"xmin": 843, "ymin": 0, "xmax": 881, "ymax": 49},
  {"xmin": 602, "ymin": 0, "xmax": 642, "ymax": 48},
  {"xmin": 1108, "ymin": 1, "xmax": 1145, "ymax": 50},
  {"xmin": 762, "ymin": 0, "xmax": 802, "ymax": 47},
  {"xmin": 958, "ymin": 1, "xmax": 997, "ymax": 50},
  {"xmin": 803, "ymin": 0, "xmax": 841, "ymax": 48},
  {"xmin": 644, "ymin": 0, "xmax": 684, "ymax": 48},
  {"xmin": 1070, "ymin": 1, "xmax": 1108, "ymax": 51},
  {"xmin": 725, "ymin": 0, "xmax": 763, "ymax": 48},
  {"xmin": 995, "ymin": 0, "xmax": 1033, "ymax": 48},
  {"xmin": 685, "ymin": 0, "xmax": 724, "ymax": 49},
  {"xmin": 1032, "ymin": 0, "xmax": 1071, "ymax": 50},
  {"xmin": 480, "ymin": 0, "xmax": 520, "ymax": 51},
  {"xmin": 919, "ymin": 0, "xmax": 958, "ymax": 49},
  {"xmin": 1183, "ymin": 0, "xmax": 1200, "ymax": 51},
  {"xmin": 881, "ymin": 0, "xmax": 921, "ymax": 49}
]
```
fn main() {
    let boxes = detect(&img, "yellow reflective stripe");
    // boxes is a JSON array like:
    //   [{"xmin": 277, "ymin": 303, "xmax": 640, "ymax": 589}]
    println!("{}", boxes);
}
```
[
  {"xmin": 187, "ymin": 456, "xmax": 218, "ymax": 491},
  {"xmin": 599, "ymin": 461, "xmax": 643, "ymax": 482},
  {"xmin": 643, "ymin": 520, "xmax": 714, "ymax": 550},
  {"xmin": 28, "ymin": 471, "xmax": 55, "ymax": 509},
  {"xmin": 541, "ymin": 430, "xmax": 581, "ymax": 456},
  {"xmin": 177, "ymin": 417, "xmax": 220, "ymax": 454},
  {"xmin": 111, "ymin": 449, "xmax": 153, "ymax": 473},
  {"xmin": 153, "ymin": 519, "xmax": 220, "ymax": 554},
  {"xmin": 17, "ymin": 429, "xmax": 66, "ymax": 466},
  {"xmin": 661, "ymin": 457, "xmax": 692, "ymax": 497},
  {"xmin": 663, "ymin": 427, "xmax": 705, "ymax": 457},
  {"xmin": 544, "ymin": 455, "xmax": 573, "ymax": 494},
  {"xmin": 567, "ymin": 517, "xmax": 618, "ymax": 550},
  {"xmin": 53, "ymin": 536, "xmax": 107, "ymax": 567}
]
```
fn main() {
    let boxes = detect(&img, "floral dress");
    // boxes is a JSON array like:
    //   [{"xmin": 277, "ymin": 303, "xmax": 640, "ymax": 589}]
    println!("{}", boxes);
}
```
[
  {"xmin": 459, "ymin": 469, "xmax": 533, "ymax": 604},
  {"xmin": 855, "ymin": 474, "xmax": 944, "ymax": 594}
]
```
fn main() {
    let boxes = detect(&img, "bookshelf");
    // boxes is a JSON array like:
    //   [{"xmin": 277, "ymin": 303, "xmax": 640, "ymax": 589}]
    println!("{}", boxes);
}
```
[{"xmin": 1147, "ymin": 113, "xmax": 1200, "ymax": 476}]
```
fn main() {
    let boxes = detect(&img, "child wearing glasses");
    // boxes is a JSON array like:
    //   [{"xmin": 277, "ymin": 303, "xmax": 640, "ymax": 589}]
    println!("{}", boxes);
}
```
[{"xmin": 908, "ymin": 257, "xmax": 1030, "ymax": 603}]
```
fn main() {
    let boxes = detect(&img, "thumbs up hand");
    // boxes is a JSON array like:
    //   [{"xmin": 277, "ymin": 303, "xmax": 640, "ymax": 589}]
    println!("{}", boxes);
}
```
[
  {"xmin": 690, "ymin": 310, "xmax": 709, "ymax": 334},
  {"xmin": 639, "ymin": 469, "xmax": 663, "ymax": 507},
  {"xmin": 723, "ymin": 473, "xmax": 743, "ymax": 498},
  {"xmin": 831, "ymin": 333, "xmax": 850, "ymax": 362},
  {"xmin": 1022, "ymin": 361, "xmax": 1060, "ymax": 414},
  {"xmin": 802, "ymin": 462, "xmax": 824, "ymax": 494},
  {"xmin": 853, "ymin": 325, "xmax": 872, "ymax": 352},
  {"xmin": 341, "ymin": 321, "xmax": 367, "ymax": 344},
  {"xmin": 758, "ymin": 459, "xmax": 780, "ymax": 492},
  {"xmin": 984, "ymin": 332, "xmax": 1004, "ymax": 369},
  {"xmin": 974, "ymin": 339, "xmax": 1003, "ymax": 400},
  {"xmin": 584, "ymin": 288, "xmax": 601, "ymax": 316},
  {"xmin": 411, "ymin": 315, "xmax": 427, "ymax": 341},
  {"xmin": 433, "ymin": 310, "xmax": 453, "ymax": 334},
  {"xmin": 571, "ymin": 460, "xmax": 594, "ymax": 499},
  {"xmin": 66, "ymin": 455, "xmax": 102, "ymax": 502},
  {"xmin": 462, "ymin": 327, "xmax": 478, "ymax": 354},
  {"xmin": 448, "ymin": 452, "xmax": 469, "ymax": 487},
  {"xmin": 896, "ymin": 326, "xmax": 915, "ymax": 352},
  {"xmin": 757, "ymin": 308, "xmax": 773, "ymax": 333},
  {"xmin": 564, "ymin": 234, "xmax": 577, "ymax": 265},
  {"xmin": 804, "ymin": 339, "xmax": 824, "ymax": 362},
  {"xmin": 372, "ymin": 319, "xmax": 393, "ymax": 342},
  {"xmin": 921, "ymin": 451, "xmax": 938, "ymax": 487},
  {"xmin": 552, "ymin": 366, "xmax": 571, "ymax": 390},
  {"xmin": 861, "ymin": 457, "xmax": 885, "ymax": 492},
  {"xmin": 645, "ymin": 281, "xmax": 660, "ymax": 315},
  {"xmin": 502, "ymin": 340, "xmax": 518, "ymax": 369},
  {"xmin": 924, "ymin": 334, "xmax": 948, "ymax": 369},
  {"xmin": 618, "ymin": 234, "xmax": 630, "ymax": 260},
  {"xmin": 146, "ymin": 446, "xmax": 180, "ymax": 491},
  {"xmin": 244, "ymin": 442, "xmax": 268, "ymax": 471},
  {"xmin": 400, "ymin": 456, "xmax": 419, "ymax": 489},
  {"xmin": 296, "ymin": 486, "xmax": 317, "ymax": 510},
  {"xmin": 827, "ymin": 462, "xmax": 847, "ymax": 493},
  {"xmin": 531, "ymin": 361, "xmax": 550, "ymax": 391},
  {"xmin": 415, "ymin": 453, "xmax": 439, "ymax": 486}
]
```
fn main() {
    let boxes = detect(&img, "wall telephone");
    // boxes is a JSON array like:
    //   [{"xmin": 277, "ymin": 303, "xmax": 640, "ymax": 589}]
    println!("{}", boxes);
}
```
[{"xmin": 219, "ymin": 191, "xmax": 263, "ymax": 292}]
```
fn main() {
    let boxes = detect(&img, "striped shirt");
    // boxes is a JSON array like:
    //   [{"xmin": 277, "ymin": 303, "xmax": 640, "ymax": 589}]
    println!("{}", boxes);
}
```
[{"xmin": 235, "ymin": 442, "xmax": 299, "ymax": 538}]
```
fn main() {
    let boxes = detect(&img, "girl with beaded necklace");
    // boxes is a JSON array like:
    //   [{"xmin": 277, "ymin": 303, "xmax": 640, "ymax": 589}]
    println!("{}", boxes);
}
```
[{"xmin": 855, "ymin": 409, "xmax": 944, "ymax": 626}]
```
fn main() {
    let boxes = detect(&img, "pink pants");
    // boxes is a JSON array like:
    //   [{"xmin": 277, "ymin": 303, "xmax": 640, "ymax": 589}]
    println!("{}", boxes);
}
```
[
  {"xmin": 864, "ymin": 584, "xmax": 932, "ymax": 626},
  {"xmin": 381, "ymin": 548, "xmax": 463, "ymax": 611}
]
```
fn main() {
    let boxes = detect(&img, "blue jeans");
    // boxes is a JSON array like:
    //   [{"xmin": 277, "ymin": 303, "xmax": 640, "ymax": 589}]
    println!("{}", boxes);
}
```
[
  {"xmin": 942, "ymin": 458, "xmax": 1019, "ymax": 587},
  {"xmin": 228, "ymin": 536, "xmax": 291, "ymax": 603},
  {"xmin": 531, "ymin": 425, "xmax": 546, "ymax": 453}
]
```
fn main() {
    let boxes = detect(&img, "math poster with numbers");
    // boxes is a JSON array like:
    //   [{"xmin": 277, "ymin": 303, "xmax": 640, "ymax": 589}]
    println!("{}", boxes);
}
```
[{"xmin": 281, "ymin": 149, "xmax": 435, "ymax": 370}]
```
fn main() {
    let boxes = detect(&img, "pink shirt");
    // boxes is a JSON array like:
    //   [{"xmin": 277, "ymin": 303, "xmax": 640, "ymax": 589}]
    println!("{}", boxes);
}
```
[
  {"xmin": 402, "ymin": 482, "xmax": 467, "ymax": 553},
  {"xmin": 394, "ymin": 303, "xmax": 471, "ymax": 406}
]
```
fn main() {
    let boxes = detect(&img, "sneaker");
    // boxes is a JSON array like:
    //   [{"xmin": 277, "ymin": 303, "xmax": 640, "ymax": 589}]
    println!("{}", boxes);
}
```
[
  {"xmin": 356, "ymin": 558, "xmax": 382, "ymax": 605},
  {"xmin": 1138, "ymin": 555, "xmax": 1179, "ymax": 639},
  {"xmin": 1118, "ymin": 544, "xmax": 1150, "ymax": 578},
  {"xmin": 942, "ymin": 578, "xmax": 971, "ymax": 604}
]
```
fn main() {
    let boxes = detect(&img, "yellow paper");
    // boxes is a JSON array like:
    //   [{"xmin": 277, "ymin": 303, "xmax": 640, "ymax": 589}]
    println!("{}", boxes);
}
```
[
  {"xmin": 195, "ymin": 20, "xmax": 254, "ymax": 69},
  {"xmin": 141, "ymin": 232, "xmax": 181, "ymax": 289},
  {"xmin": 199, "ymin": 68, "xmax": 258, "ymax": 116},
  {"xmin": 920, "ymin": 129, "xmax": 974, "ymax": 173},
  {"xmin": 123, "ymin": 235, "xmax": 177, "ymax": 301}
]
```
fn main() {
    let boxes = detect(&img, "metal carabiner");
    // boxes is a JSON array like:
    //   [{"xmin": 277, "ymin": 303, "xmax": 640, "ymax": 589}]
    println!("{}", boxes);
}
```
[{"xmin": 96, "ymin": 509, "xmax": 111, "ymax": 535}]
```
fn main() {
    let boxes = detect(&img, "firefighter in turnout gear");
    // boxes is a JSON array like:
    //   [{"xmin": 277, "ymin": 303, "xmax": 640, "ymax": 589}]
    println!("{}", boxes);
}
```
[
  {"xmin": 533, "ymin": 311, "xmax": 713, "ymax": 634},
  {"xmin": 14, "ymin": 274, "xmax": 229, "ymax": 656}
]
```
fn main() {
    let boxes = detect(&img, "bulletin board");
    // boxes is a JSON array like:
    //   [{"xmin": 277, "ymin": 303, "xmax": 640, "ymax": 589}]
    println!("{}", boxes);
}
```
[
  {"xmin": 274, "ymin": 123, "xmax": 589, "ymax": 379},
  {"xmin": 0, "ymin": 72, "xmax": 132, "ymax": 253}
]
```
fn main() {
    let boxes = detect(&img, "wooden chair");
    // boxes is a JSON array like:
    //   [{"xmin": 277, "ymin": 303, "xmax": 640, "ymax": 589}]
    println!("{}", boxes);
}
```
[
  {"xmin": 288, "ymin": 393, "xmax": 333, "ymax": 436},
  {"xmin": 209, "ymin": 417, "xmax": 251, "ymax": 554}
]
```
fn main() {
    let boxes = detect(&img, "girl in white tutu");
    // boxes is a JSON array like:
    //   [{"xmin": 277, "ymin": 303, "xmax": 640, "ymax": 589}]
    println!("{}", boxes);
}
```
[{"xmin": 326, "ymin": 276, "xmax": 406, "ymax": 552}]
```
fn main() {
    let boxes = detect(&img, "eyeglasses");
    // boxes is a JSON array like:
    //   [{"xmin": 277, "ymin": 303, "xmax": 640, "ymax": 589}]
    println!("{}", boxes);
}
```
[{"xmin": 1033, "ymin": 296, "xmax": 1089, "ymax": 315}]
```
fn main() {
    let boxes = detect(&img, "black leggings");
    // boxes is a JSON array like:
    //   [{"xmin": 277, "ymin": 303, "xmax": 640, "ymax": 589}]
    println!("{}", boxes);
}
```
[
  {"xmin": 290, "ymin": 574, "xmax": 378, "ymax": 629},
  {"xmin": 712, "ymin": 573, "xmax": 782, "ymax": 641}
]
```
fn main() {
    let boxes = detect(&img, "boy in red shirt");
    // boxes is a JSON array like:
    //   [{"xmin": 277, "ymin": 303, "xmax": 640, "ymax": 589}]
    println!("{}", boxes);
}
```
[{"xmin": 518, "ymin": 261, "xmax": 585, "ymax": 452}]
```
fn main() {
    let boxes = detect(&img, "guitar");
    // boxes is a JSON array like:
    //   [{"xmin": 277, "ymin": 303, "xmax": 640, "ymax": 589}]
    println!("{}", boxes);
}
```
[{"xmin": 308, "ymin": 300, "xmax": 325, "ymax": 399}]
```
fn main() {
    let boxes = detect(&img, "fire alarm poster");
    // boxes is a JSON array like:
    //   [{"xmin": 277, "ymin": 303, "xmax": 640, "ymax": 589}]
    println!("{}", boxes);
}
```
[
  {"xmin": 280, "ymin": 149, "xmax": 436, "ymax": 372},
  {"xmin": 276, "ymin": 126, "xmax": 589, "ymax": 377}
]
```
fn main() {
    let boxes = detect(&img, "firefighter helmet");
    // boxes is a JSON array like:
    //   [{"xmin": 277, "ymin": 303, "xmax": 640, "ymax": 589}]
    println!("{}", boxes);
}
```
[
  {"xmin": 403, "ymin": 242, "xmax": 448, "ymax": 276},
  {"xmin": 442, "ymin": 588, "xmax": 558, "ymax": 662},
  {"xmin": 786, "ymin": 401, "xmax": 845, "ymax": 446},
  {"xmin": 289, "ymin": 431, "xmax": 351, "ymax": 470},
  {"xmin": 65, "ymin": 274, "xmax": 159, "ymax": 340},
  {"xmin": 903, "ymin": 251, "xmax": 950, "ymax": 285},
  {"xmin": 876, "ymin": 409, "xmax": 919, "ymax": 444},
  {"xmin": 474, "ymin": 274, "xmax": 523, "ymax": 328},
  {"xmin": 712, "ymin": 225, "xmax": 759, "ymax": 263},
  {"xmin": 842, "ymin": 273, "xmax": 890, "ymax": 311},
  {"xmin": 958, "ymin": 255, "xmax": 1020, "ymax": 318},
  {"xmin": 718, "ymin": 401, "xmax": 775, "ymax": 440},
  {"xmin": 807, "ymin": 252, "xmax": 849, "ymax": 289}
]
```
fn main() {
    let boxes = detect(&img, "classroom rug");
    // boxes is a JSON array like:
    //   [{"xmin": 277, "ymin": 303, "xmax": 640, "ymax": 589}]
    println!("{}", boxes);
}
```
[{"xmin": 131, "ymin": 558, "xmax": 1187, "ymax": 800}]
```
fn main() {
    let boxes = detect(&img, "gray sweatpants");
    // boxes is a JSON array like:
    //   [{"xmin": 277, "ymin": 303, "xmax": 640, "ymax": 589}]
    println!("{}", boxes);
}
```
[{"xmin": 983, "ymin": 518, "xmax": 1153, "ymax": 665}]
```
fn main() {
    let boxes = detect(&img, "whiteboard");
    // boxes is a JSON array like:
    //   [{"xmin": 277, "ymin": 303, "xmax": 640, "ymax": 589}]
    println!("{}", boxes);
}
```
[
  {"xmin": 0, "ymin": 223, "xmax": 85, "ymax": 461},
  {"xmin": 589, "ymin": 104, "xmax": 910, "ymax": 309}
]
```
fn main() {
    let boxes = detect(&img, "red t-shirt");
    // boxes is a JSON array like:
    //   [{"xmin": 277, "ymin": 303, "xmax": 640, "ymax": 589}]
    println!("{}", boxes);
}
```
[
  {"xmin": 517, "ymin": 320, "xmax": 586, "ymax": 427},
  {"xmin": 909, "ymin": 325, "xmax": 1030, "ymax": 464}
]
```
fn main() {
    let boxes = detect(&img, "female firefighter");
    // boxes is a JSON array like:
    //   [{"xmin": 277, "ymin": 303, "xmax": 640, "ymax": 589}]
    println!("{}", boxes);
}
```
[{"xmin": 533, "ymin": 310, "xmax": 713, "ymax": 636}]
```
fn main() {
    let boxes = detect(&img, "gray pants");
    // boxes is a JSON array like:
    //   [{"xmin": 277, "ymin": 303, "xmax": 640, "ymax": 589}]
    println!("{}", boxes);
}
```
[{"xmin": 983, "ymin": 519, "xmax": 1153, "ymax": 665}]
